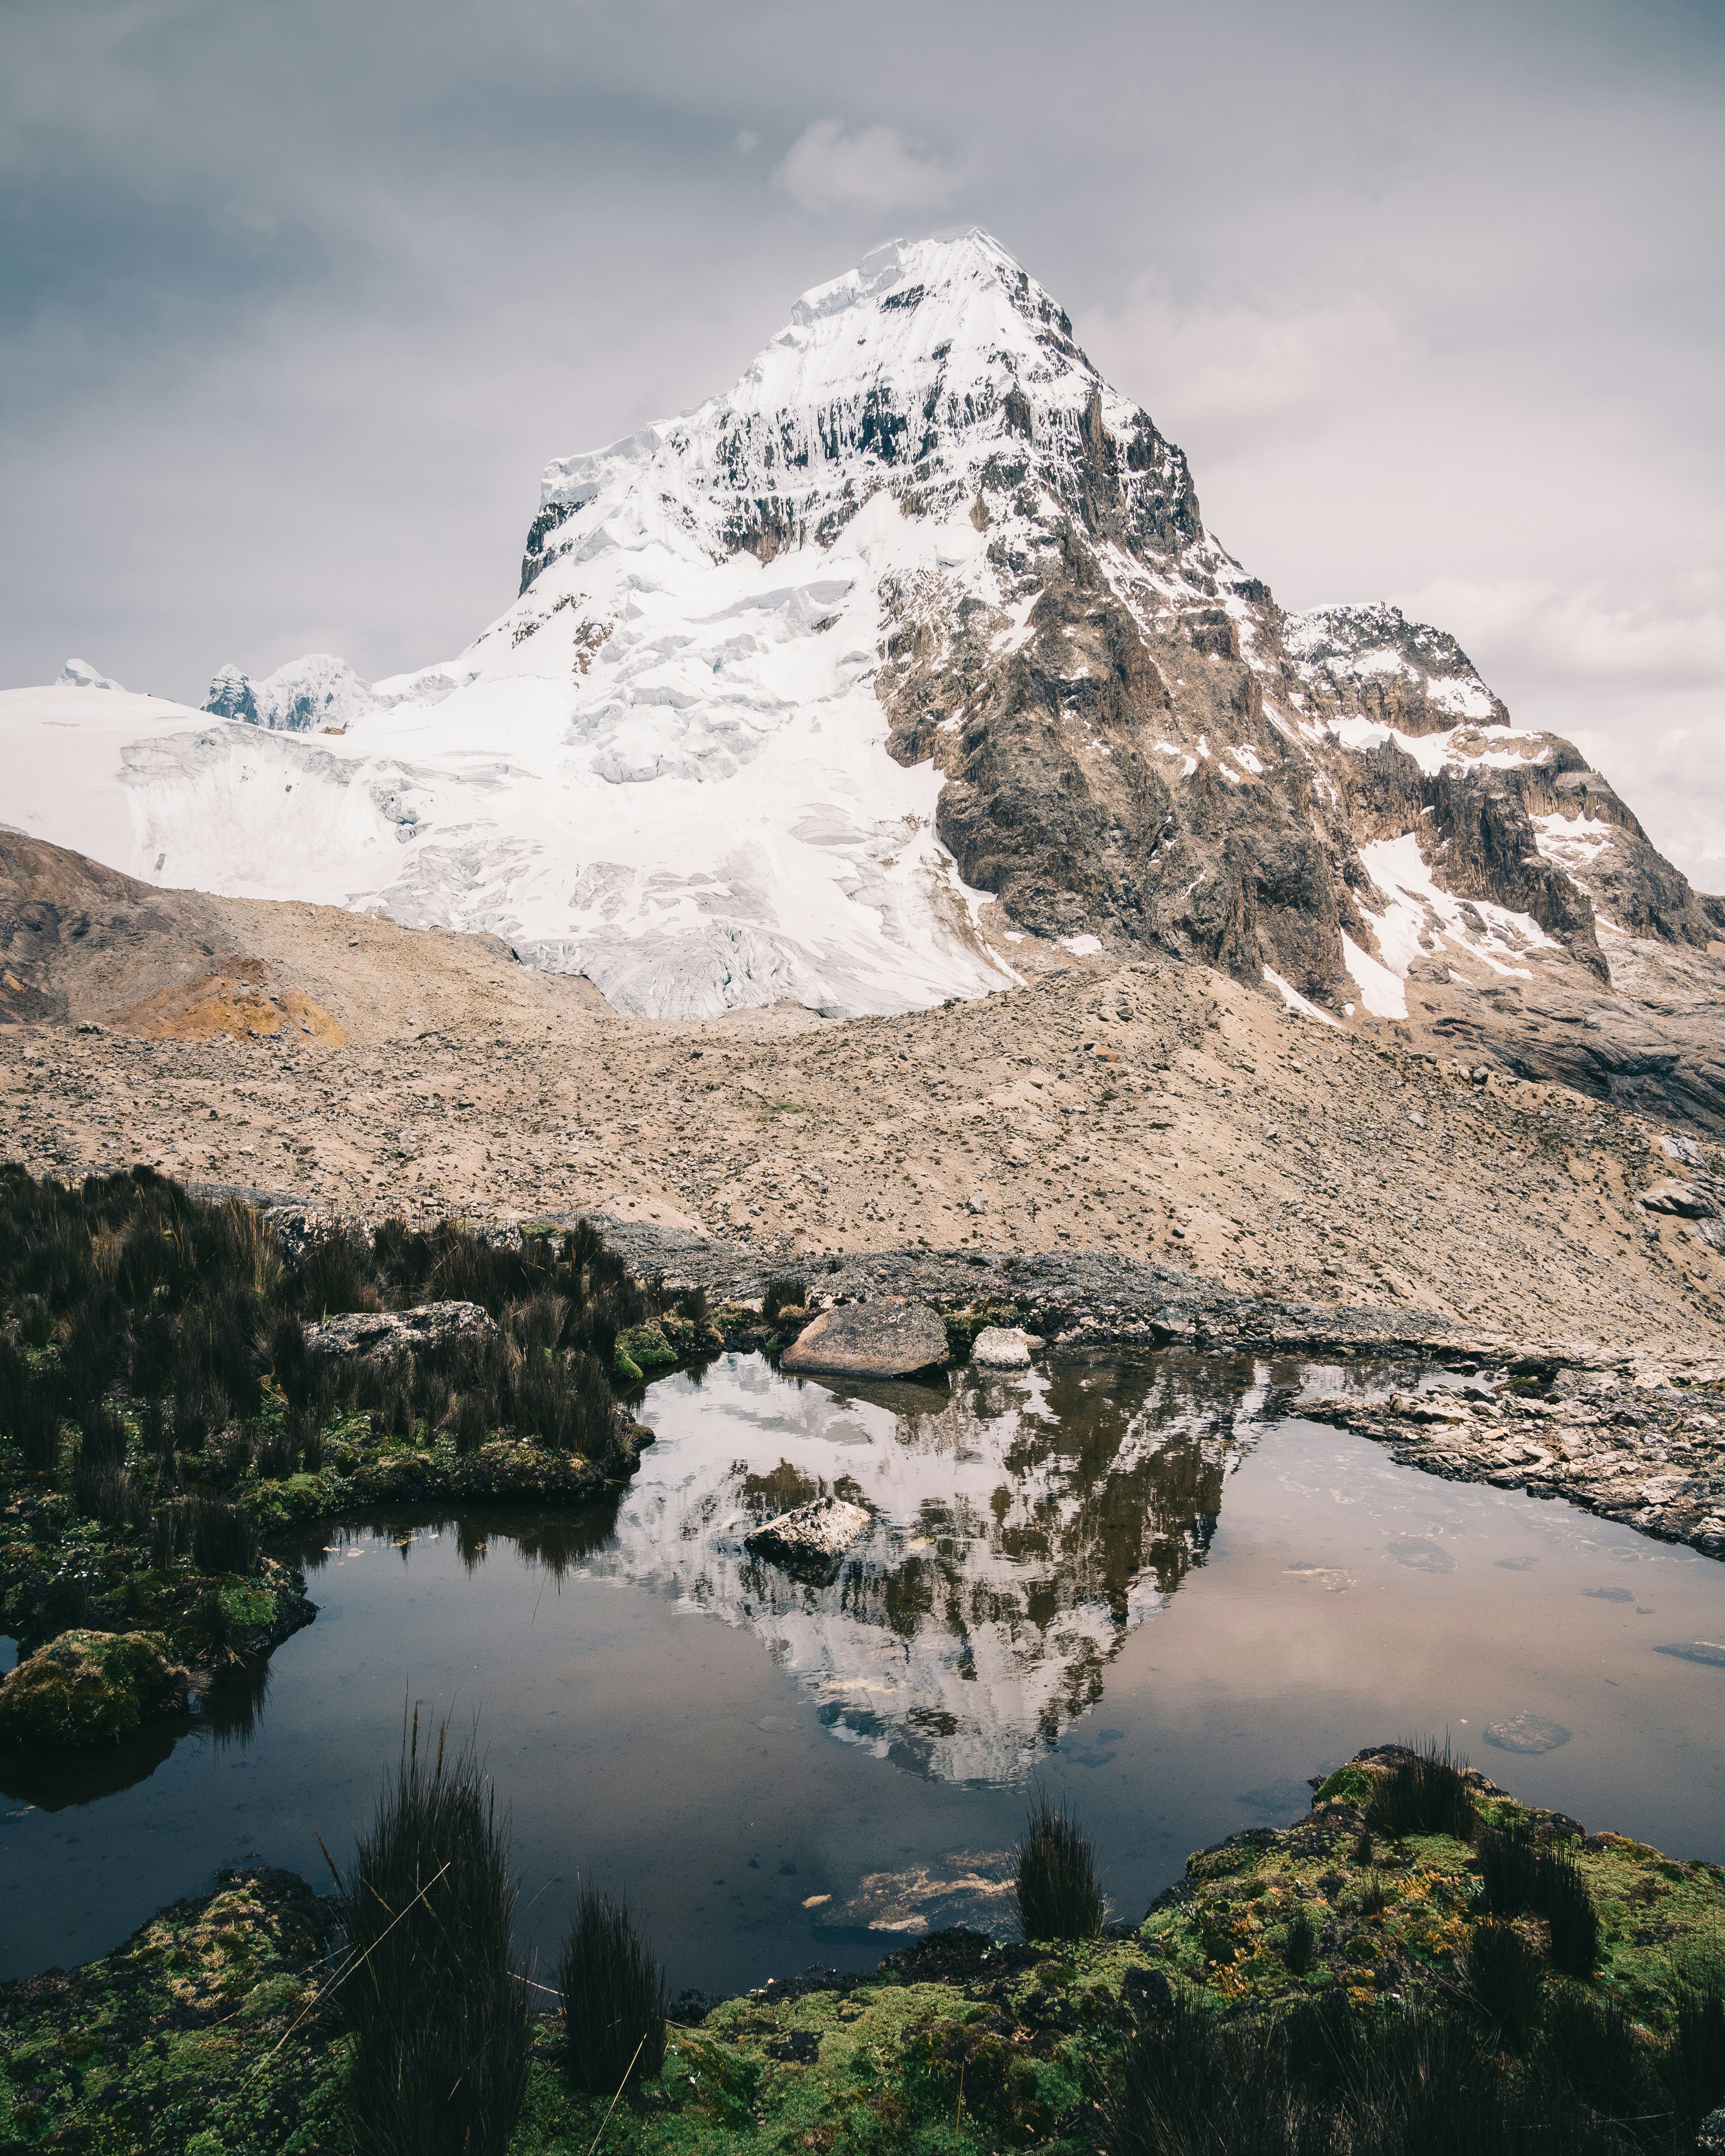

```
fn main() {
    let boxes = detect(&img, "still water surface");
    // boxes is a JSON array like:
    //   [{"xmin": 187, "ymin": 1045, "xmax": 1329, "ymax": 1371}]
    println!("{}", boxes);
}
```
[{"xmin": 4, "ymin": 1352, "xmax": 1722, "ymax": 1992}]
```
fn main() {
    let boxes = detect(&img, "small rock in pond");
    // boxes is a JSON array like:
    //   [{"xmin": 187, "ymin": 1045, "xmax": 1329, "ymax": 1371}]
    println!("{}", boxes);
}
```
[
  {"xmin": 744, "ymin": 1495, "xmax": 872, "ymax": 1578},
  {"xmin": 1385, "ymin": 1537, "xmax": 1456, "ymax": 1575},
  {"xmin": 971, "ymin": 1325, "xmax": 1035, "ymax": 1369},
  {"xmin": 780, "ymin": 1300, "xmax": 948, "ymax": 1379},
  {"xmin": 1484, "ymin": 1712, "xmax": 1571, "ymax": 1755},
  {"xmin": 1652, "ymin": 1640, "xmax": 1725, "ymax": 1668}
]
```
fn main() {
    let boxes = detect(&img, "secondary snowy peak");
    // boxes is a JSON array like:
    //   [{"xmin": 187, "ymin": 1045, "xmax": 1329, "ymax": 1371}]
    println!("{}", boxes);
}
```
[
  {"xmin": 59, "ymin": 657, "xmax": 124, "ymax": 692},
  {"xmin": 1284, "ymin": 603, "xmax": 1506, "ymax": 734},
  {"xmin": 205, "ymin": 653, "xmax": 374, "ymax": 733}
]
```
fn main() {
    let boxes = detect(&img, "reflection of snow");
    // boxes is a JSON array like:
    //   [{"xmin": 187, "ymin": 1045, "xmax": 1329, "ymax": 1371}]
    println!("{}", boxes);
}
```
[{"xmin": 592, "ymin": 1355, "xmax": 1248, "ymax": 1785}]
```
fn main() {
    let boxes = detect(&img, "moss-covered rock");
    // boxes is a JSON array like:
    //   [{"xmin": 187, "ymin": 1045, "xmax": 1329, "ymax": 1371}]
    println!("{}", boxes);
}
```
[
  {"xmin": 0, "ymin": 1628, "xmax": 187, "ymax": 1751},
  {"xmin": 616, "ymin": 1322, "xmax": 681, "ymax": 1374},
  {"xmin": 0, "ymin": 1865, "xmax": 344, "ymax": 2151},
  {"xmin": 1146, "ymin": 1746, "xmax": 1725, "ymax": 2026},
  {"xmin": 655, "ymin": 1310, "xmax": 723, "ymax": 1360},
  {"xmin": 1313, "ymin": 1763, "xmax": 1376, "ymax": 1809}
]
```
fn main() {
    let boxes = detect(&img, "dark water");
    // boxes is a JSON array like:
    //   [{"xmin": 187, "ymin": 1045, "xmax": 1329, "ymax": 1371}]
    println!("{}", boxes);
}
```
[{"xmin": 4, "ymin": 1352, "xmax": 1723, "ymax": 1994}]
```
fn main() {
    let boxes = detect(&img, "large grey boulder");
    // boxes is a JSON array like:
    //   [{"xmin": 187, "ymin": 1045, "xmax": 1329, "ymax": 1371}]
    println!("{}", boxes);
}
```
[
  {"xmin": 1638, "ymin": 1182, "xmax": 1717, "ymax": 1219},
  {"xmin": 780, "ymin": 1301, "xmax": 948, "ymax": 1379},
  {"xmin": 744, "ymin": 1495, "xmax": 872, "ymax": 1579},
  {"xmin": 303, "ymin": 1301, "xmax": 497, "ymax": 1358}
]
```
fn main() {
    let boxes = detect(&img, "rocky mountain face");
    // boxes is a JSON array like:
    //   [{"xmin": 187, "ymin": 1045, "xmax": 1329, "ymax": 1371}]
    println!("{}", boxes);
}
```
[
  {"xmin": 511, "ymin": 229, "xmax": 1725, "ymax": 1111},
  {"xmin": 712, "ymin": 238, "xmax": 1721, "ymax": 1125}
]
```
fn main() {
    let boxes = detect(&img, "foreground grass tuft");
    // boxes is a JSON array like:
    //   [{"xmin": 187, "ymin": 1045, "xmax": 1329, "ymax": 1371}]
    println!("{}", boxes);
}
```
[
  {"xmin": 2, "ymin": 1743, "xmax": 1721, "ymax": 2156},
  {"xmin": 343, "ymin": 1714, "xmax": 532, "ymax": 2156},
  {"xmin": 1016, "ymin": 1792, "xmax": 1105, "ymax": 1944},
  {"xmin": 558, "ymin": 1885, "xmax": 668, "ymax": 2096}
]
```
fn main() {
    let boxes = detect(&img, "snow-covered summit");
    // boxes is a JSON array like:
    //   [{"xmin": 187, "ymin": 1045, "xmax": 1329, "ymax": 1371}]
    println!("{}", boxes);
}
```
[
  {"xmin": 7, "ymin": 229, "xmax": 1714, "ymax": 1056},
  {"xmin": 58, "ymin": 657, "xmax": 124, "ymax": 692},
  {"xmin": 204, "ymin": 653, "xmax": 375, "ymax": 733},
  {"xmin": 521, "ymin": 229, "xmax": 1201, "ymax": 599}
]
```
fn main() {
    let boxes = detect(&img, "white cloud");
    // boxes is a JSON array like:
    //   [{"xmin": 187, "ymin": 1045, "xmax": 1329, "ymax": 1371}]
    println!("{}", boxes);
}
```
[
  {"xmin": 772, "ymin": 118, "xmax": 957, "ymax": 216},
  {"xmin": 1077, "ymin": 277, "xmax": 1412, "ymax": 454},
  {"xmin": 1391, "ymin": 575, "xmax": 1725, "ymax": 694},
  {"xmin": 736, "ymin": 130, "xmax": 760, "ymax": 155}
]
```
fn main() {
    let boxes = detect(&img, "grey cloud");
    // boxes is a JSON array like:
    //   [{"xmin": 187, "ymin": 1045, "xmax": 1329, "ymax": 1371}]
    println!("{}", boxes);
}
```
[{"xmin": 1, "ymin": 0, "xmax": 1720, "ymax": 877}]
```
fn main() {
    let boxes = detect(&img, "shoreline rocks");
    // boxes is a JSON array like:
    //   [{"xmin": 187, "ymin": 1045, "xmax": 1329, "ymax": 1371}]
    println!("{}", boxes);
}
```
[
  {"xmin": 971, "ymin": 1325, "xmax": 1038, "ymax": 1369},
  {"xmin": 1299, "ymin": 1370, "xmax": 1725, "ymax": 1560}
]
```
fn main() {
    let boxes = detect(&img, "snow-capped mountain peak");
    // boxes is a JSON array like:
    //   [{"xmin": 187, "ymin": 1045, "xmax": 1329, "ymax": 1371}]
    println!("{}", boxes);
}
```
[
  {"xmin": 58, "ymin": 657, "xmax": 124, "ymax": 692},
  {"xmin": 521, "ymin": 228, "xmax": 1201, "ymax": 602},
  {"xmin": 4, "ymin": 230, "xmax": 1719, "ymax": 1079}
]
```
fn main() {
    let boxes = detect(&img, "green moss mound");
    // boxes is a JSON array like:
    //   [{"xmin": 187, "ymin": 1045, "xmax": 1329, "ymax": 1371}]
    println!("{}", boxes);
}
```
[
  {"xmin": 617, "ymin": 1323, "xmax": 681, "ymax": 1374},
  {"xmin": 0, "ymin": 1627, "xmax": 185, "ymax": 1750},
  {"xmin": 1150, "ymin": 1746, "xmax": 1725, "ymax": 2030}
]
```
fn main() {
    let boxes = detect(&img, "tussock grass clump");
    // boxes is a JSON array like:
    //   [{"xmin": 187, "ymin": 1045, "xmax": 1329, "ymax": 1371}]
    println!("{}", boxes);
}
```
[
  {"xmin": 148, "ymin": 1496, "xmax": 263, "ymax": 1577},
  {"xmin": 0, "ymin": 1166, "xmax": 670, "ymax": 1523},
  {"xmin": 1464, "ymin": 1917, "xmax": 1547, "ymax": 2047},
  {"xmin": 762, "ymin": 1276, "xmax": 807, "ymax": 1319},
  {"xmin": 1540, "ymin": 1847, "xmax": 1602, "ymax": 1979},
  {"xmin": 1366, "ymin": 1736, "xmax": 1477, "ymax": 1842},
  {"xmin": 71, "ymin": 1456, "xmax": 150, "ymax": 1531},
  {"xmin": 1109, "ymin": 1987, "xmax": 1632, "ymax": 2156},
  {"xmin": 1539, "ymin": 1984, "xmax": 1660, "ymax": 2128},
  {"xmin": 1479, "ymin": 1825, "xmax": 1600, "ymax": 1977},
  {"xmin": 557, "ymin": 1885, "xmax": 668, "ymax": 2096},
  {"xmin": 1283, "ymin": 1904, "xmax": 1319, "ymax": 1975},
  {"xmin": 1667, "ymin": 1973, "xmax": 1725, "ymax": 2139},
  {"xmin": 342, "ymin": 1717, "xmax": 531, "ymax": 2156},
  {"xmin": 190, "ymin": 1498, "xmax": 262, "ymax": 1578},
  {"xmin": 1015, "ymin": 1794, "xmax": 1105, "ymax": 1944}
]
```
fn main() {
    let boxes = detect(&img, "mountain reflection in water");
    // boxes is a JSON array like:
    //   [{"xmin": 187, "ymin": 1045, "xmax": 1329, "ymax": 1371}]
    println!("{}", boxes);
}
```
[{"xmin": 587, "ymin": 1352, "xmax": 1260, "ymax": 1784}]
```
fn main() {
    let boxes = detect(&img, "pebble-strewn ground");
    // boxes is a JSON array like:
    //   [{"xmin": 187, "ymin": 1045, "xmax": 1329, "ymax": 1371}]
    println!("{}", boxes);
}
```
[{"xmin": 4, "ymin": 890, "xmax": 1725, "ymax": 1363}]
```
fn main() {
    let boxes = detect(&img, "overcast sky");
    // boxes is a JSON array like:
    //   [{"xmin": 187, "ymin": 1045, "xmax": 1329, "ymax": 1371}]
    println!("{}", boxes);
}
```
[{"xmin": 4, "ymin": 0, "xmax": 1721, "ymax": 882}]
